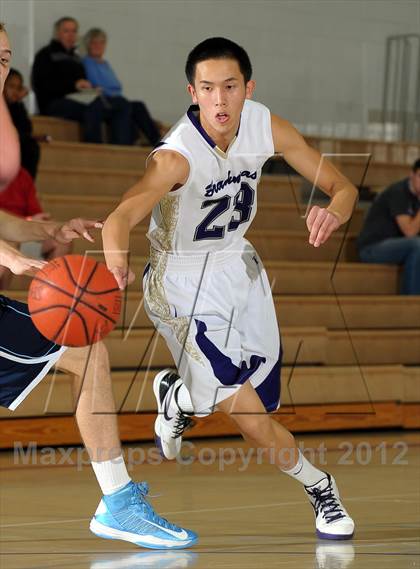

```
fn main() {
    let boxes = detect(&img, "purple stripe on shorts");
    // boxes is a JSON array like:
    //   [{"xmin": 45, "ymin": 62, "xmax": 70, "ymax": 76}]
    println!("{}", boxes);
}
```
[{"xmin": 194, "ymin": 318, "xmax": 266, "ymax": 386}]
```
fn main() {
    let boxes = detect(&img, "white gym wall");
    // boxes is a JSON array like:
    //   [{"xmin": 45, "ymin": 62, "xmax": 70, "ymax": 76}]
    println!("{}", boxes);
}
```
[{"xmin": 1, "ymin": 0, "xmax": 418, "ymax": 133}]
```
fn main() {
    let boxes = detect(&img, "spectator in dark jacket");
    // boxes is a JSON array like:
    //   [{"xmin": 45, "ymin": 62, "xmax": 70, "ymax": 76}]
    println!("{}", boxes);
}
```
[
  {"xmin": 4, "ymin": 68, "xmax": 40, "ymax": 180},
  {"xmin": 31, "ymin": 17, "xmax": 131, "ymax": 145}
]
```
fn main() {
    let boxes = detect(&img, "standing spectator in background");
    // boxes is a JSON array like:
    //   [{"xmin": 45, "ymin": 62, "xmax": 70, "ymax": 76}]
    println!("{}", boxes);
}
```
[
  {"xmin": 0, "ymin": 167, "xmax": 72, "ymax": 288},
  {"xmin": 83, "ymin": 28, "xmax": 161, "ymax": 146},
  {"xmin": 358, "ymin": 158, "xmax": 420, "ymax": 295},
  {"xmin": 4, "ymin": 68, "xmax": 40, "ymax": 180},
  {"xmin": 31, "ymin": 17, "xmax": 131, "ymax": 145}
]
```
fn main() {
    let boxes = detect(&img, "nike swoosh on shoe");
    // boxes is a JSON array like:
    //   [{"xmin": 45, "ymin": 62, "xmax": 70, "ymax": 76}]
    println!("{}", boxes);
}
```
[{"xmin": 146, "ymin": 520, "xmax": 189, "ymax": 540}]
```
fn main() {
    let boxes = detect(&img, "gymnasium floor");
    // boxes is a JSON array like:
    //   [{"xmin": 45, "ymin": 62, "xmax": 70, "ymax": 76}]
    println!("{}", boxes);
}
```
[{"xmin": 1, "ymin": 431, "xmax": 419, "ymax": 569}]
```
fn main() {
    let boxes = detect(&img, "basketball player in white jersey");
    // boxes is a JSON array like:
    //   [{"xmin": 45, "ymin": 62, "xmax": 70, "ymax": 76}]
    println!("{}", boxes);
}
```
[
  {"xmin": 0, "ymin": 23, "xmax": 197, "ymax": 551},
  {"xmin": 103, "ymin": 37, "xmax": 358, "ymax": 542}
]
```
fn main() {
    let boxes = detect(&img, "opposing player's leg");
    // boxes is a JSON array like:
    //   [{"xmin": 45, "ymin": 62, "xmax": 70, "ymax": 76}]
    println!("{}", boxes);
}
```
[
  {"xmin": 56, "ymin": 343, "xmax": 198, "ymax": 549},
  {"xmin": 217, "ymin": 381, "xmax": 354, "ymax": 540},
  {"xmin": 56, "ymin": 343, "xmax": 122, "ymax": 462},
  {"xmin": 0, "ymin": 294, "xmax": 196, "ymax": 550}
]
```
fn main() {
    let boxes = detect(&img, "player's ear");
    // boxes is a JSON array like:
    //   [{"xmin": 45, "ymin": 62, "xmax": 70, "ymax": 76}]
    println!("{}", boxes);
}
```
[
  {"xmin": 245, "ymin": 80, "xmax": 255, "ymax": 100},
  {"xmin": 187, "ymin": 83, "xmax": 198, "ymax": 104}
]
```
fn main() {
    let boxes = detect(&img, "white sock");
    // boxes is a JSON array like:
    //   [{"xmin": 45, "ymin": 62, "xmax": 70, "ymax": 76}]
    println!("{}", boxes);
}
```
[
  {"xmin": 91, "ymin": 454, "xmax": 131, "ymax": 495},
  {"xmin": 281, "ymin": 449, "xmax": 326, "ymax": 487},
  {"xmin": 173, "ymin": 382, "xmax": 194, "ymax": 414}
]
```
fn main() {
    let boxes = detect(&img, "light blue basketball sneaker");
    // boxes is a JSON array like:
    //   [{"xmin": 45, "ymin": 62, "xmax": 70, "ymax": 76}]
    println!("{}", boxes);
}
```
[{"xmin": 90, "ymin": 481, "xmax": 198, "ymax": 550}]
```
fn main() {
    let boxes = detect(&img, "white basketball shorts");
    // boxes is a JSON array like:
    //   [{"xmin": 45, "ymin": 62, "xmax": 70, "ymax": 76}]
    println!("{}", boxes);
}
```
[{"xmin": 143, "ymin": 240, "xmax": 282, "ymax": 416}]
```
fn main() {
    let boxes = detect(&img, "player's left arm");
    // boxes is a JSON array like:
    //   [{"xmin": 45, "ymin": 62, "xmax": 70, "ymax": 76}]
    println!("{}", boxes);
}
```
[
  {"xmin": 0, "ymin": 209, "xmax": 102, "ymax": 244},
  {"xmin": 271, "ymin": 114, "xmax": 359, "ymax": 247}
]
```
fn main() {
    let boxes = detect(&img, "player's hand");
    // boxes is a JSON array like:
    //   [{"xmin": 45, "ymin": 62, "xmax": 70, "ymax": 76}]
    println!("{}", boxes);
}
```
[
  {"xmin": 53, "ymin": 219, "xmax": 103, "ymax": 244},
  {"xmin": 306, "ymin": 206, "xmax": 340, "ymax": 247},
  {"xmin": 6, "ymin": 251, "xmax": 47, "ymax": 276},
  {"xmin": 110, "ymin": 266, "xmax": 135, "ymax": 290}
]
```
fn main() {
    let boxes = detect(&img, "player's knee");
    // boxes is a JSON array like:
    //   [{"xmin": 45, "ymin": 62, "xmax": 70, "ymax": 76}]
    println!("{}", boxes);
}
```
[
  {"xmin": 83, "ymin": 341, "xmax": 111, "ymax": 385},
  {"xmin": 239, "ymin": 414, "xmax": 275, "ymax": 445},
  {"xmin": 59, "ymin": 342, "xmax": 109, "ymax": 377}
]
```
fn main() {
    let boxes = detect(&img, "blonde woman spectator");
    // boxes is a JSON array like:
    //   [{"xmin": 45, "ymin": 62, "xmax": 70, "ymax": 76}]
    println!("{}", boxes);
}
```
[{"xmin": 83, "ymin": 28, "xmax": 161, "ymax": 146}]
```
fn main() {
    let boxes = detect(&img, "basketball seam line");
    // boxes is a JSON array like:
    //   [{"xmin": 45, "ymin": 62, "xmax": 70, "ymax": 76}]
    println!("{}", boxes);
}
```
[
  {"xmin": 31, "ymin": 276, "xmax": 118, "ymax": 325},
  {"xmin": 54, "ymin": 259, "xmax": 100, "ymax": 345}
]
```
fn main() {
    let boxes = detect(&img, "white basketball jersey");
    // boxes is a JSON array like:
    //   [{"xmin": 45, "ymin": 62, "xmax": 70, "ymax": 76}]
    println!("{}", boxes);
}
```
[{"xmin": 147, "ymin": 99, "xmax": 274, "ymax": 255}]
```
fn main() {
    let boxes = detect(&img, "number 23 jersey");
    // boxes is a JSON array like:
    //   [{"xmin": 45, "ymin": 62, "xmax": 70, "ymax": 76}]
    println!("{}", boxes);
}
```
[{"xmin": 147, "ymin": 99, "xmax": 275, "ymax": 255}]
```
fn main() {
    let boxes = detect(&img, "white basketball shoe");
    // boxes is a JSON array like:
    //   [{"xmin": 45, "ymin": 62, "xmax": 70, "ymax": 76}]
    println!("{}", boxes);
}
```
[
  {"xmin": 153, "ymin": 369, "xmax": 194, "ymax": 460},
  {"xmin": 305, "ymin": 473, "xmax": 354, "ymax": 540}
]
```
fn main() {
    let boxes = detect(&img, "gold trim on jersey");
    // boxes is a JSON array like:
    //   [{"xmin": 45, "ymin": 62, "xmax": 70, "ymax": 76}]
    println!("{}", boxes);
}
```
[
  {"xmin": 214, "ymin": 136, "xmax": 237, "ymax": 159},
  {"xmin": 148, "ymin": 194, "xmax": 180, "ymax": 252},
  {"xmin": 145, "ymin": 251, "xmax": 204, "ymax": 365},
  {"xmin": 145, "ymin": 194, "xmax": 203, "ymax": 364}
]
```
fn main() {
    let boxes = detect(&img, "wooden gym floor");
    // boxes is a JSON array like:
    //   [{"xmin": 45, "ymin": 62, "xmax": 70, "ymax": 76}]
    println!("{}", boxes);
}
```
[{"xmin": 1, "ymin": 430, "xmax": 419, "ymax": 569}]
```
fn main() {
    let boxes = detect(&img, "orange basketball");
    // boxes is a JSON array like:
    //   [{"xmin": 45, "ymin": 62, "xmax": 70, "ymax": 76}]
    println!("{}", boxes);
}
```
[{"xmin": 28, "ymin": 255, "xmax": 122, "ymax": 347}]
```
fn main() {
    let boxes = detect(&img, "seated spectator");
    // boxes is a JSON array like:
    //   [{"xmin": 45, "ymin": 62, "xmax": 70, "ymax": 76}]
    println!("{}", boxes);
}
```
[
  {"xmin": 83, "ymin": 28, "xmax": 161, "ymax": 146},
  {"xmin": 357, "ymin": 158, "xmax": 420, "ymax": 295},
  {"xmin": 31, "ymin": 17, "xmax": 131, "ymax": 145},
  {"xmin": 0, "ymin": 167, "xmax": 71, "ymax": 289},
  {"xmin": 4, "ymin": 68, "xmax": 40, "ymax": 180}
]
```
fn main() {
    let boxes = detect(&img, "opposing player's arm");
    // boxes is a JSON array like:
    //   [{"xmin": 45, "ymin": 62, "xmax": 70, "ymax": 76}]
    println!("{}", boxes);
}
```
[
  {"xmin": 271, "ymin": 114, "xmax": 358, "ymax": 247},
  {"xmin": 0, "ymin": 209, "xmax": 101, "ymax": 244},
  {"xmin": 102, "ymin": 150, "xmax": 189, "ymax": 289},
  {"xmin": 395, "ymin": 210, "xmax": 420, "ymax": 237},
  {"xmin": 0, "ymin": 239, "xmax": 46, "ymax": 275}
]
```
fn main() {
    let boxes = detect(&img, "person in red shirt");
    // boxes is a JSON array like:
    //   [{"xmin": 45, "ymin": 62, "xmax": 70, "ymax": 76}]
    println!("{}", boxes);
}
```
[
  {"xmin": 0, "ymin": 167, "xmax": 72, "ymax": 288},
  {"xmin": 3, "ymin": 68, "xmax": 41, "ymax": 180}
]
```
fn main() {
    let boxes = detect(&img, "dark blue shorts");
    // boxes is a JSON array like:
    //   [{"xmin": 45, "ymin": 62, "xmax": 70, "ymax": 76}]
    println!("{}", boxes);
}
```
[{"xmin": 0, "ymin": 295, "xmax": 66, "ymax": 410}]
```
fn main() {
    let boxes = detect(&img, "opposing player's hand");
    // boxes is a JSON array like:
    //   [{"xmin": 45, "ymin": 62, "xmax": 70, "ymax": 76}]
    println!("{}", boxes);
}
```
[
  {"xmin": 7, "ymin": 251, "xmax": 47, "ymax": 276},
  {"xmin": 53, "ymin": 219, "xmax": 103, "ymax": 244},
  {"xmin": 110, "ymin": 266, "xmax": 135, "ymax": 290},
  {"xmin": 306, "ymin": 206, "xmax": 340, "ymax": 247}
]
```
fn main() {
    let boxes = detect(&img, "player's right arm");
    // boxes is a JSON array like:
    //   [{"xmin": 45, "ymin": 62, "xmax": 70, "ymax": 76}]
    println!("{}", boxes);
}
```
[{"xmin": 102, "ymin": 150, "xmax": 189, "ymax": 289}]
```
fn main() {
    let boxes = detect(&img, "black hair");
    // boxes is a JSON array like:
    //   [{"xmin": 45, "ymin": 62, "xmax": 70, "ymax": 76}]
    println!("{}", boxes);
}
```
[
  {"xmin": 6, "ymin": 68, "xmax": 22, "ymax": 82},
  {"xmin": 412, "ymin": 158, "xmax": 420, "ymax": 173},
  {"xmin": 185, "ymin": 37, "xmax": 252, "ymax": 85}
]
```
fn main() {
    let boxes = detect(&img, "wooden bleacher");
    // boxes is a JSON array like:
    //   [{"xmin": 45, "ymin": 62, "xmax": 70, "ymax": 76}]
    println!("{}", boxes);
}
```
[{"xmin": 0, "ymin": 119, "xmax": 419, "ymax": 448}]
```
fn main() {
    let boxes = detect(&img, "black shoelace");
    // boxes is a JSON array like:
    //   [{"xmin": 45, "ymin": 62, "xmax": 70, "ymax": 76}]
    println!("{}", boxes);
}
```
[
  {"xmin": 172, "ymin": 412, "xmax": 193, "ymax": 439},
  {"xmin": 307, "ymin": 484, "xmax": 346, "ymax": 524}
]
